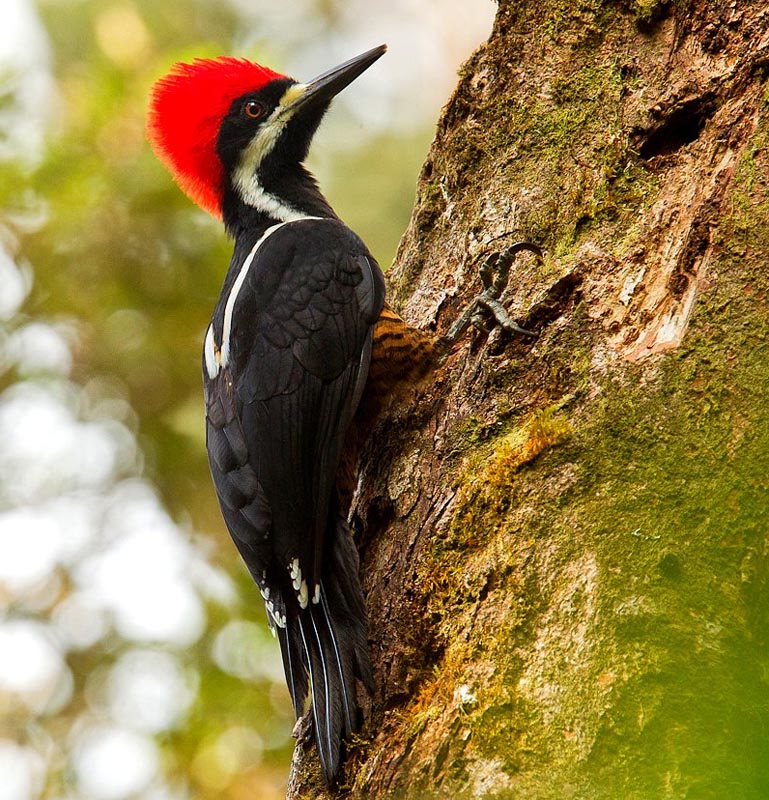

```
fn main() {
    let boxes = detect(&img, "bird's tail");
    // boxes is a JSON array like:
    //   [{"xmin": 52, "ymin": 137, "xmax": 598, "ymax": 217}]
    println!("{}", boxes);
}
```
[{"xmin": 276, "ymin": 516, "xmax": 372, "ymax": 784}]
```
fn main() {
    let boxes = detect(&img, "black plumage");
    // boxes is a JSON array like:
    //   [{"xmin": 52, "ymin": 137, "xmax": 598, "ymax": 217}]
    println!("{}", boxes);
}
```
[
  {"xmin": 146, "ymin": 44, "xmax": 389, "ymax": 784},
  {"xmin": 204, "ymin": 217, "xmax": 384, "ymax": 781}
]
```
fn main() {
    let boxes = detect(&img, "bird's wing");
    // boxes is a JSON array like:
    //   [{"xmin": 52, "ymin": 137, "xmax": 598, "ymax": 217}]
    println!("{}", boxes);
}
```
[{"xmin": 205, "ymin": 218, "xmax": 384, "ymax": 613}]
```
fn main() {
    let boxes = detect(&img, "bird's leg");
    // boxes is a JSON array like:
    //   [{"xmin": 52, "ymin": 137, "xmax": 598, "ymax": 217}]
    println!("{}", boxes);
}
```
[
  {"xmin": 444, "ymin": 240, "xmax": 543, "ymax": 345},
  {"xmin": 353, "ymin": 240, "xmax": 543, "ymax": 436}
]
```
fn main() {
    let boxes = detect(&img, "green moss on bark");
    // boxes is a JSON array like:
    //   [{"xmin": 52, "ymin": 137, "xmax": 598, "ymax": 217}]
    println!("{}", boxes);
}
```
[{"xmin": 387, "ymin": 117, "xmax": 769, "ymax": 798}]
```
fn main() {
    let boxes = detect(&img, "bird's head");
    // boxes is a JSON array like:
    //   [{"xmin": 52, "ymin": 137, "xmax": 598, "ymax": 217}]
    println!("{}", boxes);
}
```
[{"xmin": 147, "ymin": 45, "xmax": 387, "ymax": 222}]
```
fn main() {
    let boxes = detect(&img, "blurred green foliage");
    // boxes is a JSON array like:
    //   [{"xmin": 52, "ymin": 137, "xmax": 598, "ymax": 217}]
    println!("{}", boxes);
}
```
[
  {"xmin": 0, "ymin": 1, "xmax": 436, "ymax": 797},
  {"xmin": 18, "ymin": 0, "xmax": 428, "ymax": 523}
]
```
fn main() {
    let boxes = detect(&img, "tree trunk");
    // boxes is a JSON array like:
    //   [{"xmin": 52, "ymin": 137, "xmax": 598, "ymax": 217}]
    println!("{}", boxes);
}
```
[{"xmin": 288, "ymin": 1, "xmax": 769, "ymax": 797}]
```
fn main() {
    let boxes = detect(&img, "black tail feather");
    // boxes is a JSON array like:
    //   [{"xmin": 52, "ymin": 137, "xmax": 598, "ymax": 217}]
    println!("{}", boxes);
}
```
[
  {"xmin": 276, "ymin": 619, "xmax": 307, "ymax": 719},
  {"xmin": 324, "ymin": 514, "xmax": 373, "ymax": 694},
  {"xmin": 318, "ymin": 588, "xmax": 355, "ymax": 735},
  {"xmin": 276, "ymin": 515, "xmax": 372, "ymax": 784},
  {"xmin": 297, "ymin": 611, "xmax": 333, "ymax": 774}
]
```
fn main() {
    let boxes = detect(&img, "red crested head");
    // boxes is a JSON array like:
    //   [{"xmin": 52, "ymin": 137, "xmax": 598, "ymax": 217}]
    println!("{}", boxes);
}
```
[{"xmin": 147, "ymin": 57, "xmax": 285, "ymax": 218}]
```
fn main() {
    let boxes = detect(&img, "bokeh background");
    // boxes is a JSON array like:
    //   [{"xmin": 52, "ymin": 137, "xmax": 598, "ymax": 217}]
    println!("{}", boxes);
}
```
[{"xmin": 0, "ymin": 1, "xmax": 496, "ymax": 798}]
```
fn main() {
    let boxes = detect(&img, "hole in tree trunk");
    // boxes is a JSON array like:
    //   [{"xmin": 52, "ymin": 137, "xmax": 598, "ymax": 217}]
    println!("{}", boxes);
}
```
[{"xmin": 635, "ymin": 96, "xmax": 716, "ymax": 160}]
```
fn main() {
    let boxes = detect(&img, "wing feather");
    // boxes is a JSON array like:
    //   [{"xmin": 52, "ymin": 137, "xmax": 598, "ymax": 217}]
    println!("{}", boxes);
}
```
[
  {"xmin": 206, "ymin": 219, "xmax": 383, "ymax": 595},
  {"xmin": 204, "ymin": 219, "xmax": 384, "ymax": 773}
]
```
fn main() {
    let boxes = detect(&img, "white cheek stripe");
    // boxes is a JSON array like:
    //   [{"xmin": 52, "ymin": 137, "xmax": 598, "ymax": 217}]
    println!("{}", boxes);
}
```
[
  {"xmin": 233, "ymin": 85, "xmax": 310, "ymax": 223},
  {"xmin": 235, "ymin": 178, "xmax": 310, "ymax": 224}
]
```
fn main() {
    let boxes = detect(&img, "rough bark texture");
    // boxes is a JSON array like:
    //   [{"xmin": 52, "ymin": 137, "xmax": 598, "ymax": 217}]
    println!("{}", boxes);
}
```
[{"xmin": 288, "ymin": 1, "xmax": 769, "ymax": 797}]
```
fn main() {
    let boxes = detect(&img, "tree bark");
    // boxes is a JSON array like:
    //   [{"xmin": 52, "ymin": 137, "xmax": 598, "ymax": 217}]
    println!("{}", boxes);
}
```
[{"xmin": 288, "ymin": 1, "xmax": 769, "ymax": 797}]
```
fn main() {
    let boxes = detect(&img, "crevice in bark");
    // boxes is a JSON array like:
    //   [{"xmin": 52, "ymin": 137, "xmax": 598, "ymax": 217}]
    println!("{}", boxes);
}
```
[
  {"xmin": 521, "ymin": 268, "xmax": 584, "ymax": 332},
  {"xmin": 634, "ymin": 94, "xmax": 716, "ymax": 160}
]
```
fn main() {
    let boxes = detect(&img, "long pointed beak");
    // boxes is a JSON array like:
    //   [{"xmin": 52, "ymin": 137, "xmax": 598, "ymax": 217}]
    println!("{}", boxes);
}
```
[{"xmin": 284, "ymin": 44, "xmax": 387, "ymax": 115}]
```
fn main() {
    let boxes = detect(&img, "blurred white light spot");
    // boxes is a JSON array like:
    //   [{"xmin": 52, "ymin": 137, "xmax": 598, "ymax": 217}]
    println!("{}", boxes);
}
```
[
  {"xmin": 212, "ymin": 620, "xmax": 284, "ymax": 684},
  {"xmin": 0, "ymin": 620, "xmax": 72, "ymax": 713},
  {"xmin": 15, "ymin": 569, "xmax": 62, "ymax": 614},
  {"xmin": 41, "ymin": 494, "xmax": 101, "ymax": 563},
  {"xmin": 0, "ymin": 621, "xmax": 60, "ymax": 692},
  {"xmin": 0, "ymin": 383, "xmax": 118, "ymax": 503},
  {"xmin": 119, "ymin": 576, "xmax": 202, "ymax": 644},
  {"xmin": 0, "ymin": 740, "xmax": 45, "ymax": 800},
  {"xmin": 52, "ymin": 593, "xmax": 109, "ymax": 650},
  {"xmin": 75, "ymin": 481, "xmax": 206, "ymax": 645},
  {"xmin": 0, "ymin": 497, "xmax": 100, "ymax": 594},
  {"xmin": 6, "ymin": 322, "xmax": 72, "ymax": 375},
  {"xmin": 189, "ymin": 559, "xmax": 237, "ymax": 607},
  {"xmin": 0, "ymin": 509, "xmax": 60, "ymax": 593},
  {"xmin": 0, "ymin": 250, "xmax": 31, "ymax": 320},
  {"xmin": 107, "ymin": 649, "xmax": 196, "ymax": 733},
  {"xmin": 0, "ymin": 0, "xmax": 54, "ymax": 163},
  {"xmin": 73, "ymin": 726, "xmax": 158, "ymax": 800}
]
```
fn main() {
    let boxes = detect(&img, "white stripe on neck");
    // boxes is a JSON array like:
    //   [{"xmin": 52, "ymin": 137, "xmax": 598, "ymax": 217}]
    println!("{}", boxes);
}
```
[
  {"xmin": 233, "ymin": 170, "xmax": 309, "ymax": 223},
  {"xmin": 204, "ymin": 324, "xmax": 219, "ymax": 379},
  {"xmin": 215, "ymin": 216, "xmax": 322, "ymax": 372}
]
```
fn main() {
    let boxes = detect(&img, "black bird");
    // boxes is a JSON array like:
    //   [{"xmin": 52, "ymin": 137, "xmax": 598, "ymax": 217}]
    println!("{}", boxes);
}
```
[
  {"xmin": 148, "ymin": 46, "xmax": 388, "ymax": 783},
  {"xmin": 148, "ymin": 43, "xmax": 539, "ymax": 783}
]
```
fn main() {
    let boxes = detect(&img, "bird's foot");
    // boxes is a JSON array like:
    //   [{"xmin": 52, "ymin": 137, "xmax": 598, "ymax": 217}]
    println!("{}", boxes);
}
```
[{"xmin": 444, "ymin": 241, "xmax": 543, "ymax": 345}]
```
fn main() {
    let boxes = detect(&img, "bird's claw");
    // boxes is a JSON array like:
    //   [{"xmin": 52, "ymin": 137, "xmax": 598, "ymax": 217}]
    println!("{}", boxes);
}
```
[{"xmin": 445, "ymin": 240, "xmax": 543, "ymax": 344}]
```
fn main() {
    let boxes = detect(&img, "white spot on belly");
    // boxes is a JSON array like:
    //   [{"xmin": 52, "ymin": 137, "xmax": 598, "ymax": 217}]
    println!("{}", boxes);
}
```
[{"xmin": 204, "ymin": 325, "xmax": 220, "ymax": 379}]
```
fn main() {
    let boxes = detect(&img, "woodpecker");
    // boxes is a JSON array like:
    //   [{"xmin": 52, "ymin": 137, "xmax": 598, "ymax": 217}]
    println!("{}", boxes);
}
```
[
  {"xmin": 147, "ymin": 44, "xmax": 539, "ymax": 784},
  {"xmin": 147, "ymin": 45, "xmax": 390, "ymax": 784}
]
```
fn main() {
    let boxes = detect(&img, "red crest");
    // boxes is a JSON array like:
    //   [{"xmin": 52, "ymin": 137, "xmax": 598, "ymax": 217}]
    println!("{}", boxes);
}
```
[{"xmin": 147, "ymin": 57, "xmax": 285, "ymax": 218}]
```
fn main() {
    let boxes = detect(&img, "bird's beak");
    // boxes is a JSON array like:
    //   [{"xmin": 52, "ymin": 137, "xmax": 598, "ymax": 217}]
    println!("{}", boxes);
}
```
[{"xmin": 283, "ymin": 44, "xmax": 387, "ymax": 116}]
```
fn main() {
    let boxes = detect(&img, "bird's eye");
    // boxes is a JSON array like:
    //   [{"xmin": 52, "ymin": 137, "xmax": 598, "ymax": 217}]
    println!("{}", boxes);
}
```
[{"xmin": 244, "ymin": 100, "xmax": 266, "ymax": 119}]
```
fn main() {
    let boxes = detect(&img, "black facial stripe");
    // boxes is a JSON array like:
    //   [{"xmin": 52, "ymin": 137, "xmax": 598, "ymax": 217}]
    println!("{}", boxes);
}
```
[{"xmin": 216, "ymin": 78, "xmax": 297, "ymax": 172}]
